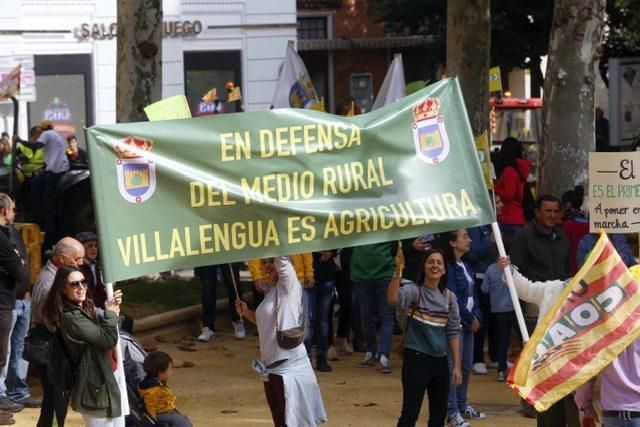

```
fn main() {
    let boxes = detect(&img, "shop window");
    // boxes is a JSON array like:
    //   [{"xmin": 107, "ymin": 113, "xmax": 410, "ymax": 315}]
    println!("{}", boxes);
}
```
[
  {"xmin": 184, "ymin": 51, "xmax": 242, "ymax": 116},
  {"xmin": 350, "ymin": 73, "xmax": 373, "ymax": 113},
  {"xmin": 297, "ymin": 17, "xmax": 327, "ymax": 40}
]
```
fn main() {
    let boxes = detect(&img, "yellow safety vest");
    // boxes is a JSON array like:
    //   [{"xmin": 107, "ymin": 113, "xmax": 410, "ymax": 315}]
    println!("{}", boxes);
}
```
[{"xmin": 18, "ymin": 143, "xmax": 45, "ymax": 178}]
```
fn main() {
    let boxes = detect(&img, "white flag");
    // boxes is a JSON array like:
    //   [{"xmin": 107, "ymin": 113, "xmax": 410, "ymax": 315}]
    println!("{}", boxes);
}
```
[
  {"xmin": 272, "ymin": 44, "xmax": 319, "ymax": 109},
  {"xmin": 372, "ymin": 54, "xmax": 406, "ymax": 110}
]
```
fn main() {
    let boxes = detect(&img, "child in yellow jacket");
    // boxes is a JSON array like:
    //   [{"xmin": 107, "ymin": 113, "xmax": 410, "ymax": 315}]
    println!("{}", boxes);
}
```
[{"xmin": 138, "ymin": 351, "xmax": 192, "ymax": 426}]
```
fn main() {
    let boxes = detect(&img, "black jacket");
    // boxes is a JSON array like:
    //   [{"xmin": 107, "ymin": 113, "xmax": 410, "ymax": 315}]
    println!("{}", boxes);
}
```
[
  {"xmin": 8, "ymin": 227, "xmax": 30, "ymax": 300},
  {"xmin": 509, "ymin": 220, "xmax": 571, "ymax": 282},
  {"xmin": 0, "ymin": 225, "xmax": 29, "ymax": 310}
]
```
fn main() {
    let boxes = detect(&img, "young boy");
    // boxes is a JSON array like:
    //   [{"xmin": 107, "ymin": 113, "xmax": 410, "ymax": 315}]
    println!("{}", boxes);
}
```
[
  {"xmin": 481, "ymin": 261, "xmax": 516, "ymax": 382},
  {"xmin": 139, "ymin": 351, "xmax": 192, "ymax": 427}
]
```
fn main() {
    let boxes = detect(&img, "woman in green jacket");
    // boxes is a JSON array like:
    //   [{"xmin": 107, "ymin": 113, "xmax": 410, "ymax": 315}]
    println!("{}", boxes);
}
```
[{"xmin": 42, "ymin": 265, "xmax": 125, "ymax": 426}]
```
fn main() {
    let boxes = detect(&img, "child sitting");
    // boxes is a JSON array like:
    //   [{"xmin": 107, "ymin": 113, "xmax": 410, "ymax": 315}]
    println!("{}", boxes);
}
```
[{"xmin": 139, "ymin": 351, "xmax": 192, "ymax": 426}]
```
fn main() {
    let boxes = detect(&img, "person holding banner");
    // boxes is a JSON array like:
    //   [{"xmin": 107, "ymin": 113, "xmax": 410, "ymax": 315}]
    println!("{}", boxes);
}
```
[
  {"xmin": 235, "ymin": 257, "xmax": 327, "ymax": 427},
  {"xmin": 42, "ymin": 265, "xmax": 126, "ymax": 426},
  {"xmin": 439, "ymin": 230, "xmax": 486, "ymax": 426},
  {"xmin": 388, "ymin": 248, "xmax": 462, "ymax": 427},
  {"xmin": 496, "ymin": 257, "xmax": 579, "ymax": 427}
]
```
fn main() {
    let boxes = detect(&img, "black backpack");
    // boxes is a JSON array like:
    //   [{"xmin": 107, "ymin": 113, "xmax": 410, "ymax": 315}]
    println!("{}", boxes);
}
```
[
  {"xmin": 47, "ymin": 329, "xmax": 77, "ymax": 392},
  {"xmin": 522, "ymin": 181, "xmax": 536, "ymax": 221}
]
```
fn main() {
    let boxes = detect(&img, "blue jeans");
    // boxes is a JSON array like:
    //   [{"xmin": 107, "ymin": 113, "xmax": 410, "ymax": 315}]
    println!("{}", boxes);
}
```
[
  {"xmin": 304, "ymin": 280, "xmax": 336, "ymax": 356},
  {"xmin": 447, "ymin": 329, "xmax": 473, "ymax": 417},
  {"xmin": 196, "ymin": 263, "xmax": 241, "ymax": 328},
  {"xmin": 494, "ymin": 311, "xmax": 515, "ymax": 373},
  {"xmin": 157, "ymin": 411, "xmax": 193, "ymax": 427},
  {"xmin": 602, "ymin": 417, "xmax": 640, "ymax": 427},
  {"xmin": 0, "ymin": 300, "xmax": 31, "ymax": 400},
  {"xmin": 354, "ymin": 281, "xmax": 394, "ymax": 357}
]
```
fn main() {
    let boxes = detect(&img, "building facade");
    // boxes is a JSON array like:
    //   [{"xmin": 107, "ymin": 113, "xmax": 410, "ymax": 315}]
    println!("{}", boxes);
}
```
[{"xmin": 0, "ymin": 0, "xmax": 296, "ymax": 147}]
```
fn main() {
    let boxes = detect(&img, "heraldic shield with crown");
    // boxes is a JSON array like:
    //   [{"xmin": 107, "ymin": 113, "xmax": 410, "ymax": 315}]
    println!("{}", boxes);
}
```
[
  {"xmin": 289, "ymin": 73, "xmax": 317, "ymax": 108},
  {"xmin": 412, "ymin": 98, "xmax": 450, "ymax": 165},
  {"xmin": 115, "ymin": 136, "xmax": 157, "ymax": 204}
]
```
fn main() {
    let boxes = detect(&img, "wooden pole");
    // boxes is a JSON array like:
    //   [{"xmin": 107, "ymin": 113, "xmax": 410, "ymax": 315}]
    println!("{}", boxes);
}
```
[
  {"xmin": 105, "ymin": 283, "xmax": 130, "ymax": 416},
  {"xmin": 491, "ymin": 222, "xmax": 530, "ymax": 342}
]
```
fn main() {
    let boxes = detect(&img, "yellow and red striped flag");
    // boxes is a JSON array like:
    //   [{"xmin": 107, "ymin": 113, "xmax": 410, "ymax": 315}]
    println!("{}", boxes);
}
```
[{"xmin": 508, "ymin": 231, "xmax": 640, "ymax": 412}]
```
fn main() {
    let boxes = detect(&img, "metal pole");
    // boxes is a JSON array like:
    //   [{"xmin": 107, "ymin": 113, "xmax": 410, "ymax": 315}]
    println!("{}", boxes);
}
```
[
  {"xmin": 491, "ymin": 222, "xmax": 530, "ymax": 342},
  {"xmin": 9, "ymin": 96, "xmax": 18, "ymax": 196}
]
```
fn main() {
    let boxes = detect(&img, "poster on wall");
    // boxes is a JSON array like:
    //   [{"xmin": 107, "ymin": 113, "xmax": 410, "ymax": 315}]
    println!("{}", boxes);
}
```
[{"xmin": 609, "ymin": 57, "xmax": 640, "ymax": 147}]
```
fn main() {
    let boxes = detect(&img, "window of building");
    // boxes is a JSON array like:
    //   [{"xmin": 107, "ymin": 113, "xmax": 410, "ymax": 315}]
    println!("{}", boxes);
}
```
[
  {"xmin": 350, "ymin": 73, "xmax": 373, "ymax": 113},
  {"xmin": 297, "ymin": 17, "xmax": 327, "ymax": 40},
  {"xmin": 184, "ymin": 51, "xmax": 242, "ymax": 116}
]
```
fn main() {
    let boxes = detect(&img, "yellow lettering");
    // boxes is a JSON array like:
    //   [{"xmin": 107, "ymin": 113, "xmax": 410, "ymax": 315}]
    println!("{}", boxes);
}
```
[
  {"xmin": 231, "ymin": 222, "xmax": 246, "ymax": 249},
  {"xmin": 443, "ymin": 193, "xmax": 461, "ymax": 218},
  {"xmin": 220, "ymin": 132, "xmax": 235, "ymax": 162},
  {"xmin": 190, "ymin": 182, "xmax": 204, "ymax": 207},
  {"xmin": 154, "ymin": 231, "xmax": 170, "ymax": 260},
  {"xmin": 322, "ymin": 167, "xmax": 337, "ymax": 195},
  {"xmin": 300, "ymin": 216, "xmax": 316, "ymax": 241},
  {"xmin": 117, "ymin": 237, "xmax": 131, "ymax": 267},
  {"xmin": 184, "ymin": 227, "xmax": 199, "ymax": 256},
  {"xmin": 460, "ymin": 189, "xmax": 478, "ymax": 216},
  {"xmin": 140, "ymin": 233, "xmax": 155, "ymax": 263},
  {"xmin": 264, "ymin": 220, "xmax": 280, "ymax": 246},
  {"xmin": 259, "ymin": 129, "xmax": 275, "ymax": 158},
  {"xmin": 169, "ymin": 228, "xmax": 185, "ymax": 258},
  {"xmin": 289, "ymin": 125, "xmax": 302, "ymax": 155},
  {"xmin": 288, "ymin": 216, "xmax": 302, "ymax": 244},
  {"xmin": 199, "ymin": 224, "xmax": 214, "ymax": 254},
  {"xmin": 324, "ymin": 213, "xmax": 339, "ymax": 238}
]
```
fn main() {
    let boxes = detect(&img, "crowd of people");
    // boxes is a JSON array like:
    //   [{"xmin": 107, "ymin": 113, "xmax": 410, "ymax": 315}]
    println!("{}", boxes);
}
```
[{"xmin": 0, "ymin": 122, "xmax": 635, "ymax": 427}]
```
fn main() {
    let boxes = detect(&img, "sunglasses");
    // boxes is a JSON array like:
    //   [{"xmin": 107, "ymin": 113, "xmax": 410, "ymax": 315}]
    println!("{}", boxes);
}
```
[{"xmin": 66, "ymin": 279, "xmax": 88, "ymax": 289}]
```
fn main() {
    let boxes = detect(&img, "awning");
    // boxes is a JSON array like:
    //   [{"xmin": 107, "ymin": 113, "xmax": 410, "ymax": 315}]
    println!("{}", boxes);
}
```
[{"xmin": 297, "ymin": 35, "xmax": 433, "ymax": 51}]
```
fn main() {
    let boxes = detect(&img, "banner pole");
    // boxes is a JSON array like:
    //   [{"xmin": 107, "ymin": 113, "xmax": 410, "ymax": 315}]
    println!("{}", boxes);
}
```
[
  {"xmin": 228, "ymin": 263, "xmax": 240, "ymax": 300},
  {"xmin": 105, "ymin": 282, "xmax": 130, "ymax": 416},
  {"xmin": 491, "ymin": 222, "xmax": 530, "ymax": 342}
]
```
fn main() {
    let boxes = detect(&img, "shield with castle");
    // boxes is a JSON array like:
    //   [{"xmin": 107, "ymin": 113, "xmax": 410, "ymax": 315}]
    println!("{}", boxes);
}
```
[
  {"xmin": 412, "ymin": 97, "xmax": 450, "ymax": 165},
  {"xmin": 115, "ymin": 136, "xmax": 156, "ymax": 204}
]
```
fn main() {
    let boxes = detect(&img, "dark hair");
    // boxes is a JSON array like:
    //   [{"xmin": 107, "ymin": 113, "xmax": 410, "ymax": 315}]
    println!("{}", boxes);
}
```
[
  {"xmin": 561, "ymin": 185, "xmax": 584, "ymax": 210},
  {"xmin": 415, "ymin": 249, "xmax": 448, "ymax": 293},
  {"xmin": 435, "ymin": 229, "xmax": 466, "ymax": 265},
  {"xmin": 498, "ymin": 137, "xmax": 525, "ymax": 179},
  {"xmin": 29, "ymin": 126, "xmax": 40, "ymax": 136},
  {"xmin": 143, "ymin": 351, "xmax": 173, "ymax": 378},
  {"xmin": 66, "ymin": 135, "xmax": 76, "ymax": 142},
  {"xmin": 1, "ymin": 132, "xmax": 8, "ymax": 138},
  {"xmin": 42, "ymin": 265, "xmax": 96, "ymax": 327},
  {"xmin": 535, "ymin": 194, "xmax": 561, "ymax": 209}
]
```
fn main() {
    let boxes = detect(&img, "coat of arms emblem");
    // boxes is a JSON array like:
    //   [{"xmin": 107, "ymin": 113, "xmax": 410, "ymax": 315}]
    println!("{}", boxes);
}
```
[
  {"xmin": 289, "ymin": 73, "xmax": 317, "ymax": 108},
  {"xmin": 412, "ymin": 98, "xmax": 450, "ymax": 165},
  {"xmin": 115, "ymin": 136, "xmax": 156, "ymax": 204}
]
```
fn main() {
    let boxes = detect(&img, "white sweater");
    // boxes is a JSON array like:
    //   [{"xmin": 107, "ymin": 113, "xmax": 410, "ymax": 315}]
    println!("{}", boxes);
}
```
[
  {"xmin": 511, "ymin": 269, "xmax": 566, "ymax": 323},
  {"xmin": 255, "ymin": 257, "xmax": 307, "ymax": 366}
]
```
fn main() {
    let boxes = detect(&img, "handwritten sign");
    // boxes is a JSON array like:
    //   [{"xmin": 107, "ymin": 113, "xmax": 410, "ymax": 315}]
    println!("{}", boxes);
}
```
[
  {"xmin": 144, "ymin": 95, "xmax": 192, "ymax": 121},
  {"xmin": 589, "ymin": 152, "xmax": 640, "ymax": 232}
]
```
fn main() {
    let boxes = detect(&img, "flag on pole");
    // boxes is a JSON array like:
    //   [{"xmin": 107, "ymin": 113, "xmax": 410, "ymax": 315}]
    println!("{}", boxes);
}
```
[
  {"xmin": 508, "ymin": 231, "xmax": 640, "ymax": 412},
  {"xmin": 227, "ymin": 86, "xmax": 242, "ymax": 102},
  {"xmin": 372, "ymin": 54, "xmax": 406, "ymax": 110},
  {"xmin": 272, "ymin": 44, "xmax": 319, "ymax": 109}
]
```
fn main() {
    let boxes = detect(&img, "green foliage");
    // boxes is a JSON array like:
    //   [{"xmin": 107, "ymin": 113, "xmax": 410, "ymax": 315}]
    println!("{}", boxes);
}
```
[
  {"xmin": 368, "ymin": 0, "xmax": 553, "ymax": 92},
  {"xmin": 601, "ymin": 0, "xmax": 640, "ymax": 86}
]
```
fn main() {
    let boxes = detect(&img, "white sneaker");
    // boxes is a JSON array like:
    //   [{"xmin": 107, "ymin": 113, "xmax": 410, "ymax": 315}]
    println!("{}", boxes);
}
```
[
  {"xmin": 472, "ymin": 362, "xmax": 488, "ymax": 375},
  {"xmin": 326, "ymin": 345, "xmax": 339, "ymax": 361},
  {"xmin": 232, "ymin": 320, "xmax": 245, "ymax": 340},
  {"xmin": 198, "ymin": 327, "xmax": 215, "ymax": 342},
  {"xmin": 379, "ymin": 354, "xmax": 391, "ymax": 373},
  {"xmin": 357, "ymin": 352, "xmax": 377, "ymax": 368},
  {"xmin": 447, "ymin": 413, "xmax": 470, "ymax": 427},
  {"xmin": 340, "ymin": 337, "xmax": 354, "ymax": 354},
  {"xmin": 487, "ymin": 361, "xmax": 499, "ymax": 369},
  {"xmin": 462, "ymin": 405, "xmax": 486, "ymax": 420},
  {"xmin": 507, "ymin": 361, "xmax": 514, "ymax": 369}
]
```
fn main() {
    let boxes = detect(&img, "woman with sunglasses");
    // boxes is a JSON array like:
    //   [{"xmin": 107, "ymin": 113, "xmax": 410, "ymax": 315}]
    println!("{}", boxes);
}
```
[{"xmin": 41, "ymin": 265, "xmax": 125, "ymax": 426}]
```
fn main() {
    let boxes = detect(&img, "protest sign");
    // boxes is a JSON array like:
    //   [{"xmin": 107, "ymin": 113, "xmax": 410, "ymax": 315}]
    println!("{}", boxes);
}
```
[
  {"xmin": 589, "ymin": 152, "xmax": 640, "ymax": 233},
  {"xmin": 87, "ymin": 78, "xmax": 494, "ymax": 282},
  {"xmin": 144, "ymin": 94, "xmax": 191, "ymax": 121},
  {"xmin": 509, "ymin": 232, "xmax": 640, "ymax": 411}
]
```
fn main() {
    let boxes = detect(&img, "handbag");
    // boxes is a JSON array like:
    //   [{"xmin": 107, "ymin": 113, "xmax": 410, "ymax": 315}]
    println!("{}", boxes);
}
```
[
  {"xmin": 275, "ymin": 284, "xmax": 307, "ymax": 350},
  {"xmin": 23, "ymin": 323, "xmax": 54, "ymax": 365}
]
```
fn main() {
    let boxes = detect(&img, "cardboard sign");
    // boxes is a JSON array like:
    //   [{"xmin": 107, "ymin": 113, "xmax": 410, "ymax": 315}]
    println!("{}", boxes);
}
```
[
  {"xmin": 589, "ymin": 152, "xmax": 640, "ymax": 232},
  {"xmin": 144, "ymin": 95, "xmax": 192, "ymax": 121}
]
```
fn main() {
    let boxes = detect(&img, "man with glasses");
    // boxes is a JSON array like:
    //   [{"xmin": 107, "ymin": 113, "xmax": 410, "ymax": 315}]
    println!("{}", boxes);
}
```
[
  {"xmin": 31, "ymin": 236, "xmax": 84, "ymax": 427},
  {"xmin": 0, "ymin": 195, "xmax": 30, "ymax": 424}
]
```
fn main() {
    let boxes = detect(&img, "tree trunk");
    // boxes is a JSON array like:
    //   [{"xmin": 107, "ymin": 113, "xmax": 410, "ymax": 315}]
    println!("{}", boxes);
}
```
[
  {"xmin": 446, "ymin": 0, "xmax": 491, "ymax": 137},
  {"xmin": 538, "ymin": 0, "xmax": 605, "ymax": 196},
  {"xmin": 116, "ymin": 0, "xmax": 163, "ymax": 123}
]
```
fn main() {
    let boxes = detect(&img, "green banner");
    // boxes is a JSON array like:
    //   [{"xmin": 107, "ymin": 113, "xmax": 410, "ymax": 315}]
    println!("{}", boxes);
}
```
[{"xmin": 87, "ymin": 78, "xmax": 494, "ymax": 283}]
